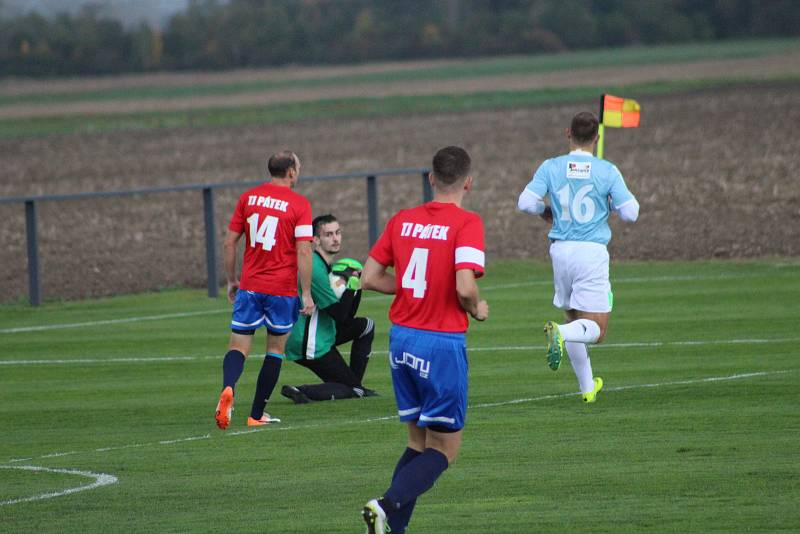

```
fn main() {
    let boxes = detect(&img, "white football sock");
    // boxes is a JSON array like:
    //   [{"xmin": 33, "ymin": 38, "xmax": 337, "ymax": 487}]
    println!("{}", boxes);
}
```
[
  {"xmin": 565, "ymin": 341, "xmax": 595, "ymax": 394},
  {"xmin": 557, "ymin": 319, "xmax": 600, "ymax": 343}
]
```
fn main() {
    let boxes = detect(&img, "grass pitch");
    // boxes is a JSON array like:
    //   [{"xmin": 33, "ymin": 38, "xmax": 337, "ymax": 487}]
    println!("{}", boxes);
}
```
[{"xmin": 1, "ymin": 259, "xmax": 798, "ymax": 532}]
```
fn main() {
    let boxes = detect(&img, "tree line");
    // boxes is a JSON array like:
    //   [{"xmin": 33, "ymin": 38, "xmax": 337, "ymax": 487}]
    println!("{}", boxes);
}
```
[{"xmin": 1, "ymin": 0, "xmax": 798, "ymax": 78}]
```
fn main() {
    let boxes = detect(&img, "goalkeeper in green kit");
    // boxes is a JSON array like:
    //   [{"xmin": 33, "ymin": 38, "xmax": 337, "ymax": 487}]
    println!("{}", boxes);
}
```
[{"xmin": 280, "ymin": 214, "xmax": 378, "ymax": 403}]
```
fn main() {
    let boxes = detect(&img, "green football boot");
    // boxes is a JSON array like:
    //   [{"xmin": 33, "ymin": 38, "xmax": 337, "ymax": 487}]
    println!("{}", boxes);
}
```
[{"xmin": 544, "ymin": 321, "xmax": 565, "ymax": 371}]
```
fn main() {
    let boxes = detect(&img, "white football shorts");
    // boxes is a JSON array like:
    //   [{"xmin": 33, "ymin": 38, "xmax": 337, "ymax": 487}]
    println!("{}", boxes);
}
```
[{"xmin": 549, "ymin": 240, "xmax": 612, "ymax": 313}]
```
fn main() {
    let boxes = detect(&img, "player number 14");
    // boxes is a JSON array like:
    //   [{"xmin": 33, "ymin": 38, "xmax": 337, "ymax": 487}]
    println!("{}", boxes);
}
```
[
  {"xmin": 246, "ymin": 213, "xmax": 278, "ymax": 251},
  {"xmin": 402, "ymin": 247, "xmax": 429, "ymax": 298}
]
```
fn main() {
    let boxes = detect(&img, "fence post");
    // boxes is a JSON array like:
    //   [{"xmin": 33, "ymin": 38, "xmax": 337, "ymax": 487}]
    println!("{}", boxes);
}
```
[
  {"xmin": 366, "ymin": 175, "xmax": 378, "ymax": 247},
  {"xmin": 25, "ymin": 200, "xmax": 41, "ymax": 306},
  {"xmin": 421, "ymin": 172, "xmax": 432, "ymax": 203},
  {"xmin": 202, "ymin": 188, "xmax": 219, "ymax": 298}
]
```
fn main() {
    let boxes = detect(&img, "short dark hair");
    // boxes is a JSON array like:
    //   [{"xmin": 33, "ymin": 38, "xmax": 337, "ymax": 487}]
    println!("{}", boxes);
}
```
[
  {"xmin": 570, "ymin": 112, "xmax": 599, "ymax": 144},
  {"xmin": 267, "ymin": 151, "xmax": 298, "ymax": 178},
  {"xmin": 432, "ymin": 146, "xmax": 471, "ymax": 186},
  {"xmin": 312, "ymin": 214, "xmax": 337, "ymax": 236}
]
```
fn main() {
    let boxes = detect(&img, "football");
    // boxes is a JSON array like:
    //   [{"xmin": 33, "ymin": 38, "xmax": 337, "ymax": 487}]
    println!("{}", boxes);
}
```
[
  {"xmin": 328, "ymin": 258, "xmax": 363, "ymax": 298},
  {"xmin": 329, "ymin": 272, "xmax": 347, "ymax": 299}
]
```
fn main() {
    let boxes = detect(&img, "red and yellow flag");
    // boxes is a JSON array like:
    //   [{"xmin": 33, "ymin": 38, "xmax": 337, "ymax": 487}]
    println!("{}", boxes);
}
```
[{"xmin": 600, "ymin": 94, "xmax": 641, "ymax": 128}]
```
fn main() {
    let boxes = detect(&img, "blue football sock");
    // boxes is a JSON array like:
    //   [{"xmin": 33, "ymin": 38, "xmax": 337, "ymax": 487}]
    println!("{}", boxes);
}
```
[
  {"xmin": 222, "ymin": 349, "xmax": 246, "ymax": 391},
  {"xmin": 250, "ymin": 353, "xmax": 283, "ymax": 419},
  {"xmin": 386, "ymin": 448, "xmax": 422, "ymax": 533},
  {"xmin": 382, "ymin": 448, "xmax": 448, "ymax": 513},
  {"xmin": 392, "ymin": 447, "xmax": 422, "ymax": 480}
]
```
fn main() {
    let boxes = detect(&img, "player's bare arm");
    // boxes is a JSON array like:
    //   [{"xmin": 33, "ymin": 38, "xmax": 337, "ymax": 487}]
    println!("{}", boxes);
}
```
[
  {"xmin": 297, "ymin": 240, "xmax": 315, "ymax": 315},
  {"xmin": 223, "ymin": 229, "xmax": 243, "ymax": 304},
  {"xmin": 456, "ymin": 268, "xmax": 488, "ymax": 321},
  {"xmin": 362, "ymin": 257, "xmax": 396, "ymax": 295}
]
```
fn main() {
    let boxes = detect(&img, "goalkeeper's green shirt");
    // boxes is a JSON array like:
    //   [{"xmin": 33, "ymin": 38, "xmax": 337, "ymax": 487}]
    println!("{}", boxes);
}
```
[{"xmin": 285, "ymin": 251, "xmax": 339, "ymax": 361}]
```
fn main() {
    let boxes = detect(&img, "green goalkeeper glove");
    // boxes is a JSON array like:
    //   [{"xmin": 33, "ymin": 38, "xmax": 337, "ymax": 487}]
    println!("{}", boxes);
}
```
[
  {"xmin": 331, "ymin": 258, "xmax": 364, "ymax": 291},
  {"xmin": 331, "ymin": 258, "xmax": 363, "ymax": 273},
  {"xmin": 345, "ymin": 275, "xmax": 361, "ymax": 291}
]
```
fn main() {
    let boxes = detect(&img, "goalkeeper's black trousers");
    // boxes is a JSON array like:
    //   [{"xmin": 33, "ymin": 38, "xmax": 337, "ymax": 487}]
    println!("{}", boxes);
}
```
[{"xmin": 292, "ymin": 316, "xmax": 375, "ymax": 401}]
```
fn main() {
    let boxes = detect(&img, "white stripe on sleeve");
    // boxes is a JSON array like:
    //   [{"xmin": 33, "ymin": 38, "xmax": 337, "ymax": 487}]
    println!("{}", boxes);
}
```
[
  {"xmin": 295, "ymin": 225, "xmax": 313, "ymax": 238},
  {"xmin": 455, "ymin": 246, "xmax": 485, "ymax": 267}
]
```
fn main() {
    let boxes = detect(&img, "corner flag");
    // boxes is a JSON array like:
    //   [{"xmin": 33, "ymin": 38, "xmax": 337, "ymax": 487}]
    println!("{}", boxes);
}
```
[{"xmin": 597, "ymin": 94, "xmax": 641, "ymax": 159}]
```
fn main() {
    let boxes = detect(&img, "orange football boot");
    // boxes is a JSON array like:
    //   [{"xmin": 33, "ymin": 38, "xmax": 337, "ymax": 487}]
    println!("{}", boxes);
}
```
[
  {"xmin": 215, "ymin": 386, "xmax": 234, "ymax": 430},
  {"xmin": 246, "ymin": 413, "xmax": 281, "ymax": 426}
]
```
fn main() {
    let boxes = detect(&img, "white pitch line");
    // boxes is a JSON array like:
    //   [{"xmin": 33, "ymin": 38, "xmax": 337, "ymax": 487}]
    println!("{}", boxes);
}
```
[
  {"xmin": 4, "ymin": 271, "xmax": 793, "ymax": 335},
  {"xmin": 3, "ymin": 368, "xmax": 795, "ymax": 468},
  {"xmin": 2, "ymin": 336, "xmax": 798, "ymax": 367},
  {"xmin": 0, "ymin": 465, "xmax": 118, "ymax": 506},
  {"xmin": 41, "ymin": 452, "xmax": 78, "ymax": 459},
  {"xmin": 0, "ymin": 309, "xmax": 226, "ymax": 334},
  {"xmin": 470, "ymin": 370, "xmax": 791, "ymax": 409},
  {"xmin": 159, "ymin": 434, "xmax": 211, "ymax": 445},
  {"xmin": 471, "ymin": 337, "xmax": 800, "ymax": 352},
  {"xmin": 0, "ymin": 368, "xmax": 785, "ymax": 508},
  {"xmin": 606, "ymin": 371, "xmax": 783, "ymax": 391},
  {"xmin": 0, "ymin": 355, "xmax": 216, "ymax": 365},
  {"xmin": 460, "ymin": 270, "xmax": 797, "ymax": 291}
]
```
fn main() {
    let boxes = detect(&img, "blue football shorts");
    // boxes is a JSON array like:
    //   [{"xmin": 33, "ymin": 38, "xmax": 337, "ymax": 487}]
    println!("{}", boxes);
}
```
[
  {"xmin": 230, "ymin": 290, "xmax": 300, "ymax": 335},
  {"xmin": 388, "ymin": 324, "xmax": 468, "ymax": 431}
]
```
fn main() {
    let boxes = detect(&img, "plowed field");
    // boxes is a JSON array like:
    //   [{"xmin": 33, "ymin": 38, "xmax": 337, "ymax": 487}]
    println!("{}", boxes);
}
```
[{"xmin": 1, "ymin": 59, "xmax": 798, "ymax": 302}]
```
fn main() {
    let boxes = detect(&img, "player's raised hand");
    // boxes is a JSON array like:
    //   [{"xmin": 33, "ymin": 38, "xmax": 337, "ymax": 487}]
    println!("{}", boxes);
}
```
[
  {"xmin": 472, "ymin": 299, "xmax": 489, "ymax": 321},
  {"xmin": 227, "ymin": 280, "xmax": 239, "ymax": 304},
  {"xmin": 300, "ymin": 293, "xmax": 315, "ymax": 316}
]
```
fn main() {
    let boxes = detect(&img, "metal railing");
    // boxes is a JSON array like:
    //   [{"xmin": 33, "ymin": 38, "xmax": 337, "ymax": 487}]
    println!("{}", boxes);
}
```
[{"xmin": 0, "ymin": 168, "xmax": 431, "ymax": 306}]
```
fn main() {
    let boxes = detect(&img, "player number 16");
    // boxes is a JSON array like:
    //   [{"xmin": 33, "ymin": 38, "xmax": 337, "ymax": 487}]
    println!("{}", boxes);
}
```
[{"xmin": 556, "ymin": 184, "xmax": 596, "ymax": 223}]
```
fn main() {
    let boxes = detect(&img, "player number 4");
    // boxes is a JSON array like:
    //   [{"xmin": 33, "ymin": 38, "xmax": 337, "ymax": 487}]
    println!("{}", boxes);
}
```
[
  {"xmin": 246, "ymin": 213, "xmax": 278, "ymax": 251},
  {"xmin": 402, "ymin": 247, "xmax": 429, "ymax": 298}
]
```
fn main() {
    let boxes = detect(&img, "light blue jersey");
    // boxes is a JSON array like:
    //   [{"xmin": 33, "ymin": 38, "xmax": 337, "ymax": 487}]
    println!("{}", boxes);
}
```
[{"xmin": 525, "ymin": 150, "xmax": 635, "ymax": 245}]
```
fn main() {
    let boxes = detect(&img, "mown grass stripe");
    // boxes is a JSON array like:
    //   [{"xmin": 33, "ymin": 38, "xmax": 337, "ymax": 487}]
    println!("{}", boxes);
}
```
[
  {"xmin": 2, "ymin": 336, "xmax": 798, "ymax": 365},
  {"xmin": 2, "ymin": 368, "xmax": 793, "ymax": 469},
  {"xmin": 0, "ymin": 269, "xmax": 790, "ymax": 334}
]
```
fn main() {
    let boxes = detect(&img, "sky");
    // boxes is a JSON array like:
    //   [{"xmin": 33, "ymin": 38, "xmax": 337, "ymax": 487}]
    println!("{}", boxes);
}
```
[{"xmin": 0, "ymin": 0, "xmax": 192, "ymax": 28}]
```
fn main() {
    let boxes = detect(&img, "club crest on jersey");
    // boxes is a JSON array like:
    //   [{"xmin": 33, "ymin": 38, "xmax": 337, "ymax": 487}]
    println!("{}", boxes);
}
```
[
  {"xmin": 567, "ymin": 161, "xmax": 591, "ymax": 179},
  {"xmin": 391, "ymin": 351, "xmax": 431, "ymax": 379}
]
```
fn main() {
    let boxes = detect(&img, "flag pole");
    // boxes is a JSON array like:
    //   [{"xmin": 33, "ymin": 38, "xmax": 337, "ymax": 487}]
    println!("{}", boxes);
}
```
[
  {"xmin": 597, "ymin": 94, "xmax": 606, "ymax": 159},
  {"xmin": 597, "ymin": 124, "xmax": 605, "ymax": 159}
]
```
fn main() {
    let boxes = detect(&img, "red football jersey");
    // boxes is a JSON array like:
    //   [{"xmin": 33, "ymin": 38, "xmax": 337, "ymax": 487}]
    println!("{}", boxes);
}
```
[
  {"xmin": 369, "ymin": 201, "xmax": 485, "ymax": 333},
  {"xmin": 228, "ymin": 182, "xmax": 313, "ymax": 296}
]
